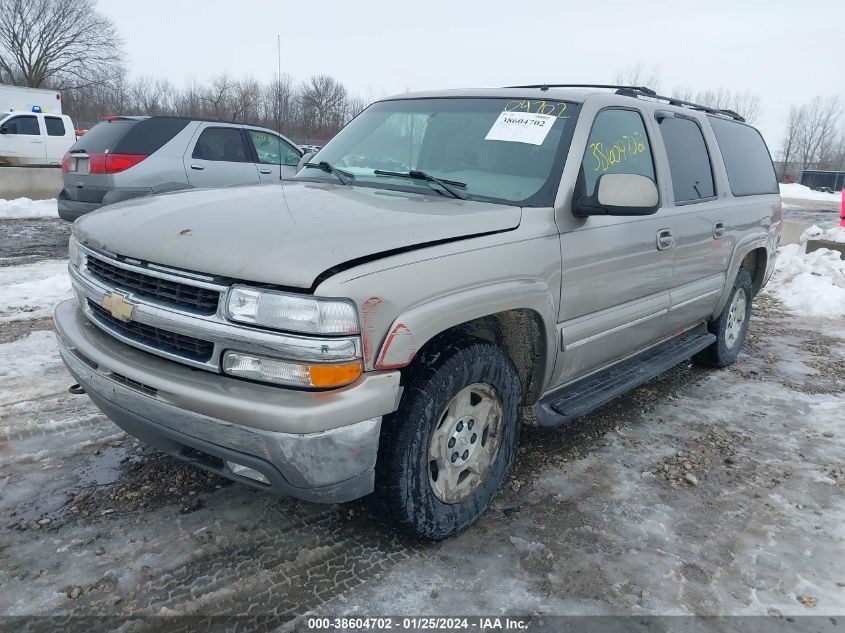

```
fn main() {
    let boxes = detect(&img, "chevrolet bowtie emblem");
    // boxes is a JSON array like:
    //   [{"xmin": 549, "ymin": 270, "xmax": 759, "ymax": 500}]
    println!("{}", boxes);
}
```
[{"xmin": 101, "ymin": 292, "xmax": 135, "ymax": 321}]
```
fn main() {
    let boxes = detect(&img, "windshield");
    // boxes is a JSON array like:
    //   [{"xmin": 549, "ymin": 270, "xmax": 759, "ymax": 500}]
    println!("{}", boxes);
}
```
[{"xmin": 294, "ymin": 97, "xmax": 579, "ymax": 206}]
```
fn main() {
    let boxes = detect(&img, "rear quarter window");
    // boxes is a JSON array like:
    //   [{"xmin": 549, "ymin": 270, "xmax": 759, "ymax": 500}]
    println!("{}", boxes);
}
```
[
  {"xmin": 70, "ymin": 120, "xmax": 136, "ymax": 153},
  {"xmin": 707, "ymin": 116, "xmax": 778, "ymax": 196},
  {"xmin": 114, "ymin": 117, "xmax": 191, "ymax": 155}
]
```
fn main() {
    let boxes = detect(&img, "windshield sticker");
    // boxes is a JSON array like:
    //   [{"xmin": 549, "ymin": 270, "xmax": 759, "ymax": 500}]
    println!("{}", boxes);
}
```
[{"xmin": 485, "ymin": 111, "xmax": 556, "ymax": 145}]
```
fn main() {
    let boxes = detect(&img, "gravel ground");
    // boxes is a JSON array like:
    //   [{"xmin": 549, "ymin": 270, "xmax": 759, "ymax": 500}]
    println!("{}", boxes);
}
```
[{"xmin": 0, "ymin": 201, "xmax": 843, "ymax": 630}]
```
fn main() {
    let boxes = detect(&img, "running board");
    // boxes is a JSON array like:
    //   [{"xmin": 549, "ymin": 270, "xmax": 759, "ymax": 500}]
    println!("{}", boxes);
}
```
[{"xmin": 533, "ymin": 324, "xmax": 716, "ymax": 427}]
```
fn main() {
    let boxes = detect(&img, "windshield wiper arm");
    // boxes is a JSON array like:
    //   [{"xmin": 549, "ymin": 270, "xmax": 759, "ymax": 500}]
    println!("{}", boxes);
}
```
[
  {"xmin": 374, "ymin": 169, "xmax": 468, "ymax": 200},
  {"xmin": 303, "ymin": 161, "xmax": 353, "ymax": 185}
]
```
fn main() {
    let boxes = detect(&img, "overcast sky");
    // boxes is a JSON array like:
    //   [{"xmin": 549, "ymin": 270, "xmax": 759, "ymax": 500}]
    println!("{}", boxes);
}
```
[{"xmin": 100, "ymin": 0, "xmax": 844, "ymax": 148}]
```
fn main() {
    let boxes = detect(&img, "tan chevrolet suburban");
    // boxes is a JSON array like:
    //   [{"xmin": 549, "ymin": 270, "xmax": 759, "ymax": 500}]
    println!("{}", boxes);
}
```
[{"xmin": 55, "ymin": 84, "xmax": 782, "ymax": 540}]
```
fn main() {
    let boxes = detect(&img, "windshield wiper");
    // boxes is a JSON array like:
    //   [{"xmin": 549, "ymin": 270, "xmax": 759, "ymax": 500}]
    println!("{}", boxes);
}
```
[
  {"xmin": 303, "ymin": 161, "xmax": 353, "ymax": 185},
  {"xmin": 374, "ymin": 170, "xmax": 468, "ymax": 200}
]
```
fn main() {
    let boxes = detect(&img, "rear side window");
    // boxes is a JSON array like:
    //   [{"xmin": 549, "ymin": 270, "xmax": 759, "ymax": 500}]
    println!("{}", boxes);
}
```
[
  {"xmin": 581, "ymin": 108, "xmax": 656, "ymax": 196},
  {"xmin": 657, "ymin": 116, "xmax": 715, "ymax": 203},
  {"xmin": 192, "ymin": 127, "xmax": 249, "ymax": 162},
  {"xmin": 114, "ymin": 117, "xmax": 190, "ymax": 155},
  {"xmin": 45, "ymin": 116, "xmax": 66, "ymax": 136},
  {"xmin": 708, "ymin": 116, "xmax": 778, "ymax": 196},
  {"xmin": 70, "ymin": 120, "xmax": 136, "ymax": 153},
  {"xmin": 2, "ymin": 115, "xmax": 40, "ymax": 135}
]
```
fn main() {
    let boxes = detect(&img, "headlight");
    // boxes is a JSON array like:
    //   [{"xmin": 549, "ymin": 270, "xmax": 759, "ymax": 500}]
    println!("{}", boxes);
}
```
[
  {"xmin": 226, "ymin": 286, "xmax": 359, "ymax": 335},
  {"xmin": 222, "ymin": 351, "xmax": 362, "ymax": 388},
  {"xmin": 68, "ymin": 234, "xmax": 84, "ymax": 269}
]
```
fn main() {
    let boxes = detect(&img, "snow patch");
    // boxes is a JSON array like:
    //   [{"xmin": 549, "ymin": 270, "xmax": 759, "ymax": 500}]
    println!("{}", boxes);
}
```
[
  {"xmin": 0, "ymin": 259, "xmax": 71, "ymax": 322},
  {"xmin": 779, "ymin": 183, "xmax": 842, "ymax": 203},
  {"xmin": 0, "ymin": 197, "xmax": 58, "ymax": 219},
  {"xmin": 800, "ymin": 224, "xmax": 845, "ymax": 244},
  {"xmin": 766, "ymin": 244, "xmax": 845, "ymax": 316}
]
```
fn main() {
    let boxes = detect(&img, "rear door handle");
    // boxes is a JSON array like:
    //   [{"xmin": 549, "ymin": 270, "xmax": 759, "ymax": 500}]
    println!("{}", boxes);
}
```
[
  {"xmin": 190, "ymin": 164, "xmax": 205, "ymax": 171},
  {"xmin": 259, "ymin": 168, "xmax": 273, "ymax": 175},
  {"xmin": 713, "ymin": 221, "xmax": 725, "ymax": 239},
  {"xmin": 656, "ymin": 229, "xmax": 674, "ymax": 251}
]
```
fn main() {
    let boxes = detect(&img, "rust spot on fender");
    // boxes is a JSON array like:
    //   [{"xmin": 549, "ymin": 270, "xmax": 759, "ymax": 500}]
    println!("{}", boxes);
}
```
[{"xmin": 360, "ymin": 297, "xmax": 383, "ymax": 363}]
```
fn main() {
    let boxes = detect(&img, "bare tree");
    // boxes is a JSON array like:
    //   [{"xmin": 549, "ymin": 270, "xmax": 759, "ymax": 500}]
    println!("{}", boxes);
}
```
[
  {"xmin": 0, "ymin": 0, "xmax": 123, "ymax": 88},
  {"xmin": 301, "ymin": 74, "xmax": 348, "ymax": 131},
  {"xmin": 614, "ymin": 62, "xmax": 661, "ymax": 92},
  {"xmin": 778, "ymin": 105, "xmax": 804, "ymax": 180},
  {"xmin": 671, "ymin": 87, "xmax": 762, "ymax": 124},
  {"xmin": 797, "ymin": 95, "xmax": 842, "ymax": 170}
]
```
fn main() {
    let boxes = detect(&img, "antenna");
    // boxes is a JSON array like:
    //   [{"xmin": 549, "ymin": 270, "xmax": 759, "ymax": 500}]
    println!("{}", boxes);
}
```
[{"xmin": 277, "ymin": 34, "xmax": 282, "ymax": 181}]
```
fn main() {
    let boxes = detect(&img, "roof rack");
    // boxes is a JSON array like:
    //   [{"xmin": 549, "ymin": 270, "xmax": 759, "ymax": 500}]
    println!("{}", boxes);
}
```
[
  {"xmin": 502, "ymin": 83, "xmax": 746, "ymax": 122},
  {"xmin": 505, "ymin": 83, "xmax": 657, "ymax": 96}
]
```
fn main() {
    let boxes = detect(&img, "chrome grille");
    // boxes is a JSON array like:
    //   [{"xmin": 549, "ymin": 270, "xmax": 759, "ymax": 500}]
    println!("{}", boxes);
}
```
[
  {"xmin": 88, "ymin": 300, "xmax": 214, "ymax": 362},
  {"xmin": 86, "ymin": 254, "xmax": 220, "ymax": 314}
]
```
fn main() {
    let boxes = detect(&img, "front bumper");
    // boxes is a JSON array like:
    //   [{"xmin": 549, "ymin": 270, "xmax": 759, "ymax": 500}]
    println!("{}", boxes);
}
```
[{"xmin": 54, "ymin": 299, "xmax": 402, "ymax": 503}]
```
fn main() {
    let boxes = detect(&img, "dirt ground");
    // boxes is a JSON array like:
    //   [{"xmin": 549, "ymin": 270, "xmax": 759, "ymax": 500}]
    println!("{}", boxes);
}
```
[{"xmin": 0, "ymin": 206, "xmax": 843, "ymax": 630}]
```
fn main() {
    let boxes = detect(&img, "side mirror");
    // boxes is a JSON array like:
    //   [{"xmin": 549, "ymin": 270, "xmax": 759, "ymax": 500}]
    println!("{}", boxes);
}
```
[
  {"xmin": 0, "ymin": 127, "xmax": 7, "ymax": 134},
  {"xmin": 297, "ymin": 151, "xmax": 315, "ymax": 173},
  {"xmin": 573, "ymin": 173, "xmax": 659, "ymax": 217}
]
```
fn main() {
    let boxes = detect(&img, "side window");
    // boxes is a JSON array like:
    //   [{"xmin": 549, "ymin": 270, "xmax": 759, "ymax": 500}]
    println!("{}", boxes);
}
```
[
  {"xmin": 581, "ymin": 109, "xmax": 655, "ymax": 197},
  {"xmin": 708, "ymin": 116, "xmax": 778, "ymax": 196},
  {"xmin": 657, "ymin": 116, "xmax": 715, "ymax": 203},
  {"xmin": 247, "ymin": 130, "xmax": 301, "ymax": 166},
  {"xmin": 2, "ymin": 115, "xmax": 40, "ymax": 135},
  {"xmin": 192, "ymin": 127, "xmax": 249, "ymax": 162},
  {"xmin": 45, "ymin": 116, "xmax": 66, "ymax": 136}
]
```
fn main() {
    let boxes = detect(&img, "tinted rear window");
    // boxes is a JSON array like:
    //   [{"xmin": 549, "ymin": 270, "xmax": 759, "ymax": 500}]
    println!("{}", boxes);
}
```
[
  {"xmin": 114, "ymin": 117, "xmax": 190, "ymax": 154},
  {"xmin": 45, "ymin": 116, "xmax": 66, "ymax": 136},
  {"xmin": 68, "ymin": 117, "xmax": 190, "ymax": 155},
  {"xmin": 708, "ymin": 116, "xmax": 778, "ymax": 196},
  {"xmin": 70, "ymin": 120, "xmax": 136, "ymax": 153},
  {"xmin": 657, "ymin": 116, "xmax": 715, "ymax": 203}
]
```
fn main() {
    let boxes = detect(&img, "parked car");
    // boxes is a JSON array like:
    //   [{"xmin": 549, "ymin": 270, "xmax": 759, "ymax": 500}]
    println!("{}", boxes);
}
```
[
  {"xmin": 299, "ymin": 144, "xmax": 322, "ymax": 154},
  {"xmin": 55, "ymin": 85, "xmax": 781, "ymax": 540},
  {"xmin": 0, "ymin": 110, "xmax": 76, "ymax": 166},
  {"xmin": 57, "ymin": 116, "xmax": 303, "ymax": 221}
]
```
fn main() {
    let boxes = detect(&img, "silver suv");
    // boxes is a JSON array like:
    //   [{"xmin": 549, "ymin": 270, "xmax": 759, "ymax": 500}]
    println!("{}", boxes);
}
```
[
  {"xmin": 57, "ymin": 116, "xmax": 302, "ymax": 221},
  {"xmin": 55, "ymin": 85, "xmax": 782, "ymax": 540}
]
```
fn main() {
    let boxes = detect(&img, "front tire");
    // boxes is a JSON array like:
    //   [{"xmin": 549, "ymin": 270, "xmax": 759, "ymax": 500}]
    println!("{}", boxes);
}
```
[
  {"xmin": 694, "ymin": 268, "xmax": 753, "ymax": 368},
  {"xmin": 372, "ymin": 338, "xmax": 522, "ymax": 541}
]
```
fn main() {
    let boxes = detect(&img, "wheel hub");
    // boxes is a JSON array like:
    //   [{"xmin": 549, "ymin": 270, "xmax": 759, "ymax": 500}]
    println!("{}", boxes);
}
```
[
  {"xmin": 725, "ymin": 288, "xmax": 747, "ymax": 349},
  {"xmin": 428, "ymin": 383, "xmax": 504, "ymax": 504}
]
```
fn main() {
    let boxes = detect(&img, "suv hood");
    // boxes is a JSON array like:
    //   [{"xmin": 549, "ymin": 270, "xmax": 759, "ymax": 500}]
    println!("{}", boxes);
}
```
[{"xmin": 74, "ymin": 182, "xmax": 522, "ymax": 289}]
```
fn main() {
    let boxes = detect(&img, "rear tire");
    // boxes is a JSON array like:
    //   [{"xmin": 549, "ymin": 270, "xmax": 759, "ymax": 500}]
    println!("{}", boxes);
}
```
[
  {"xmin": 370, "ymin": 337, "xmax": 522, "ymax": 541},
  {"xmin": 694, "ymin": 268, "xmax": 753, "ymax": 368}
]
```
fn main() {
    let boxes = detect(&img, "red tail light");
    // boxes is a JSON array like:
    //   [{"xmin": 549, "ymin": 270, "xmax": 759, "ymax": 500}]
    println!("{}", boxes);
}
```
[
  {"xmin": 61, "ymin": 153, "xmax": 71, "ymax": 173},
  {"xmin": 88, "ymin": 153, "xmax": 148, "ymax": 174}
]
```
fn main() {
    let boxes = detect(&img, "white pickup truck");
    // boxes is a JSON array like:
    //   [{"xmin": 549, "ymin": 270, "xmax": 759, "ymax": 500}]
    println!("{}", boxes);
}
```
[{"xmin": 0, "ymin": 110, "xmax": 76, "ymax": 166}]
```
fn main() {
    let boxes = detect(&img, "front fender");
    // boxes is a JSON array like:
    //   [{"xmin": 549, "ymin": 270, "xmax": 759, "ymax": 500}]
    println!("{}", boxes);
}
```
[{"xmin": 374, "ymin": 278, "xmax": 557, "ymax": 384}]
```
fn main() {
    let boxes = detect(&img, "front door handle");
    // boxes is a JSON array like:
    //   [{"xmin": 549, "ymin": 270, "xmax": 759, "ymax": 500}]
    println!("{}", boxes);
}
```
[
  {"xmin": 259, "ymin": 168, "xmax": 272, "ymax": 175},
  {"xmin": 713, "ymin": 221, "xmax": 725, "ymax": 239},
  {"xmin": 656, "ymin": 229, "xmax": 674, "ymax": 251},
  {"xmin": 190, "ymin": 164, "xmax": 205, "ymax": 171}
]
